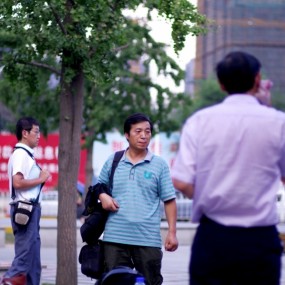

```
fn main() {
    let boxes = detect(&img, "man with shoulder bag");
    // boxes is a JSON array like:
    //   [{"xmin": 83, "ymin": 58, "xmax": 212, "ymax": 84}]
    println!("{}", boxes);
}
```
[
  {"xmin": 0, "ymin": 117, "xmax": 50, "ymax": 285},
  {"xmin": 98, "ymin": 113, "xmax": 178, "ymax": 285}
]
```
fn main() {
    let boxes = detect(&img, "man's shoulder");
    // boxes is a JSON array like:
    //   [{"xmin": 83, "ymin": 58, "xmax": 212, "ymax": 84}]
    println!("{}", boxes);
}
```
[
  {"xmin": 257, "ymin": 106, "xmax": 285, "ymax": 123},
  {"xmin": 104, "ymin": 153, "xmax": 116, "ymax": 166},
  {"xmin": 104, "ymin": 151, "xmax": 125, "ymax": 168},
  {"xmin": 193, "ymin": 102, "xmax": 223, "ymax": 116},
  {"xmin": 12, "ymin": 147, "xmax": 31, "ymax": 159},
  {"xmin": 149, "ymin": 154, "xmax": 169, "ymax": 169},
  {"xmin": 269, "ymin": 107, "xmax": 285, "ymax": 118},
  {"xmin": 184, "ymin": 103, "xmax": 222, "ymax": 126}
]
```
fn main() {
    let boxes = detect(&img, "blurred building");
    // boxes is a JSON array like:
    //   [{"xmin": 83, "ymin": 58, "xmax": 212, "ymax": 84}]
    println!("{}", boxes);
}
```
[
  {"xmin": 184, "ymin": 59, "xmax": 195, "ymax": 97},
  {"xmin": 195, "ymin": 0, "xmax": 285, "ymax": 92}
]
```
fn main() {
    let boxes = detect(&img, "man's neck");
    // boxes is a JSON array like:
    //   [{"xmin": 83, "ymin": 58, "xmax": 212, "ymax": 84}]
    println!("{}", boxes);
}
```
[
  {"xmin": 126, "ymin": 148, "xmax": 147, "ymax": 164},
  {"xmin": 18, "ymin": 140, "xmax": 32, "ymax": 148},
  {"xmin": 17, "ymin": 141, "xmax": 31, "ymax": 148}
]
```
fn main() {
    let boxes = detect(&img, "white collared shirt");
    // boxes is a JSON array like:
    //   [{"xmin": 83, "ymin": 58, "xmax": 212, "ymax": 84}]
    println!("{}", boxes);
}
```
[
  {"xmin": 8, "ymin": 143, "xmax": 42, "ymax": 202},
  {"xmin": 172, "ymin": 94, "xmax": 285, "ymax": 227}
]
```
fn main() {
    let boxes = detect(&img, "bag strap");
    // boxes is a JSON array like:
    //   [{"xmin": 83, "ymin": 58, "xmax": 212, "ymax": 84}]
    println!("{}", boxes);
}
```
[
  {"xmin": 11, "ymin": 146, "xmax": 44, "ymax": 203},
  {"xmin": 109, "ymin": 150, "xmax": 124, "ymax": 190}
]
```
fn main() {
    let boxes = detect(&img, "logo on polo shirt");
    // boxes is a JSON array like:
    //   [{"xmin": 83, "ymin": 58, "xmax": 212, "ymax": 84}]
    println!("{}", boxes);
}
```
[{"xmin": 144, "ymin": 171, "xmax": 152, "ymax": 179}]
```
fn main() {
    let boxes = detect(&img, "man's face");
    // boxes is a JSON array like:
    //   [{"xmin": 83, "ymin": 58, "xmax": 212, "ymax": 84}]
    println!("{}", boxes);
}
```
[
  {"xmin": 125, "ymin": 121, "xmax": 152, "ymax": 151},
  {"xmin": 23, "ymin": 125, "xmax": 40, "ymax": 148}
]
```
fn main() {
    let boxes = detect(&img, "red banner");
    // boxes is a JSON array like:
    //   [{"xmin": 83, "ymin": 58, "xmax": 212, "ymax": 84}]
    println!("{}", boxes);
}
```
[{"xmin": 0, "ymin": 133, "xmax": 86, "ymax": 192}]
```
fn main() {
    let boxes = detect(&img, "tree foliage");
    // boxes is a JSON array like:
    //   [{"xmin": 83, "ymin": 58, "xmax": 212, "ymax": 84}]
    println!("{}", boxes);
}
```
[
  {"xmin": 82, "ymin": 19, "xmax": 192, "ymax": 145},
  {"xmin": 0, "ymin": 59, "xmax": 59, "ymax": 135},
  {"xmin": 271, "ymin": 91, "xmax": 285, "ymax": 112},
  {"xmin": 189, "ymin": 78, "xmax": 226, "ymax": 113},
  {"xmin": 0, "ymin": 1, "xmax": 209, "ymax": 284}
]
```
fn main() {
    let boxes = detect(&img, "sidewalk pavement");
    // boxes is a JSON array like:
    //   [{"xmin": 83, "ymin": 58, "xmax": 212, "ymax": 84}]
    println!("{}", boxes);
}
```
[
  {"xmin": 0, "ymin": 244, "xmax": 190, "ymax": 285},
  {"xmin": 1, "ymin": 244, "xmax": 285, "ymax": 285},
  {"xmin": 1, "ymin": 222, "xmax": 285, "ymax": 284}
]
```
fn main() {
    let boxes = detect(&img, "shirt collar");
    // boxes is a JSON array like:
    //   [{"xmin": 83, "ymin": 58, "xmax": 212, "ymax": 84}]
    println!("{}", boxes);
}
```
[
  {"xmin": 123, "ymin": 148, "xmax": 153, "ymax": 162},
  {"xmin": 223, "ymin": 94, "xmax": 260, "ymax": 105},
  {"xmin": 145, "ymin": 149, "xmax": 153, "ymax": 161},
  {"xmin": 15, "ymin": 142, "xmax": 35, "ymax": 155}
]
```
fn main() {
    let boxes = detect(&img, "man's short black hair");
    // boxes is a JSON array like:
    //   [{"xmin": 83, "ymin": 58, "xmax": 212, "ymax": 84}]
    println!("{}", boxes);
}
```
[
  {"xmin": 216, "ymin": 51, "xmax": 261, "ymax": 94},
  {"xmin": 16, "ymin": 117, "xmax": 39, "ymax": 141},
  {"xmin": 123, "ymin": 113, "xmax": 153, "ymax": 134}
]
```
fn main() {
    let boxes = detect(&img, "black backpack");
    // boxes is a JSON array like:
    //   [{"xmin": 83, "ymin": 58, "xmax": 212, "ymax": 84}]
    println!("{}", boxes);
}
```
[
  {"xmin": 79, "ymin": 150, "xmax": 124, "ymax": 280},
  {"xmin": 80, "ymin": 184, "xmax": 109, "ymax": 244}
]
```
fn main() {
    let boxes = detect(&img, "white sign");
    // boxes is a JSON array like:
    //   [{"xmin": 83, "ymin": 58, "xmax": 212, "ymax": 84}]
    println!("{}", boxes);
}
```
[{"xmin": 92, "ymin": 131, "xmax": 180, "ymax": 177}]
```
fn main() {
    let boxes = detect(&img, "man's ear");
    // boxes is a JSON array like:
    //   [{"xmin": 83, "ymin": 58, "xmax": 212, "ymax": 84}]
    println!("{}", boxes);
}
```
[
  {"xmin": 254, "ymin": 72, "xmax": 261, "ymax": 92},
  {"xmin": 22, "ymin": 129, "xmax": 29, "ymax": 139},
  {"xmin": 124, "ymin": 133, "xmax": 129, "ymax": 142},
  {"xmin": 219, "ymin": 82, "xmax": 226, "ymax": 92}
]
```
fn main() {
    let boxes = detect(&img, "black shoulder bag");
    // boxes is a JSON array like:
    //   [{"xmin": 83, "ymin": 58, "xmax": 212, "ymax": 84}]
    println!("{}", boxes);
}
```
[{"xmin": 79, "ymin": 150, "xmax": 124, "ymax": 280}]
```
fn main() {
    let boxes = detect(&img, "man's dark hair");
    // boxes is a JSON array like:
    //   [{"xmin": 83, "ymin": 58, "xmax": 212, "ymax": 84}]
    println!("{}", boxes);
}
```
[
  {"xmin": 123, "ymin": 113, "xmax": 153, "ymax": 134},
  {"xmin": 216, "ymin": 51, "xmax": 261, "ymax": 94},
  {"xmin": 16, "ymin": 117, "xmax": 39, "ymax": 141}
]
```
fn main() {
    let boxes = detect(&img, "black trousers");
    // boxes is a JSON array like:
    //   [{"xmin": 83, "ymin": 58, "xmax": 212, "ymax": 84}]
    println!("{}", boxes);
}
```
[
  {"xmin": 103, "ymin": 242, "xmax": 163, "ymax": 285},
  {"xmin": 189, "ymin": 215, "xmax": 283, "ymax": 285}
]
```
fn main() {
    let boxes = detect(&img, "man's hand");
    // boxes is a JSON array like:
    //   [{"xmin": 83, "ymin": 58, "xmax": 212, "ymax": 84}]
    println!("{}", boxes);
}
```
[
  {"xmin": 39, "ymin": 169, "xmax": 50, "ymax": 183},
  {"xmin": 172, "ymin": 178, "xmax": 194, "ymax": 199},
  {"xmin": 99, "ymin": 193, "xmax": 119, "ymax": 212},
  {"xmin": 164, "ymin": 231, "xmax": 178, "ymax": 252},
  {"xmin": 255, "ymin": 79, "xmax": 273, "ymax": 106}
]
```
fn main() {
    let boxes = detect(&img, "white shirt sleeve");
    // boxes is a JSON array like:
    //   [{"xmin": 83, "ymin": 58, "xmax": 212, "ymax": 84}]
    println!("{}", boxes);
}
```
[{"xmin": 171, "ymin": 116, "xmax": 198, "ymax": 184}]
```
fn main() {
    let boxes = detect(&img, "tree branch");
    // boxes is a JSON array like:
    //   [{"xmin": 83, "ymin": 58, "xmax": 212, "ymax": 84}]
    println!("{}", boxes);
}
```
[
  {"xmin": 47, "ymin": 2, "xmax": 67, "ymax": 35},
  {"xmin": 24, "ymin": 61, "xmax": 61, "ymax": 75},
  {"xmin": 88, "ymin": 47, "xmax": 96, "ymax": 58},
  {"xmin": 112, "ymin": 43, "xmax": 129, "ymax": 53}
]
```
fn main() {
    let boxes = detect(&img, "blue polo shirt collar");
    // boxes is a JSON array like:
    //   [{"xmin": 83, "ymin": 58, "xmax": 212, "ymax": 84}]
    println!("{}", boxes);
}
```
[{"xmin": 123, "ymin": 148, "xmax": 153, "ymax": 162}]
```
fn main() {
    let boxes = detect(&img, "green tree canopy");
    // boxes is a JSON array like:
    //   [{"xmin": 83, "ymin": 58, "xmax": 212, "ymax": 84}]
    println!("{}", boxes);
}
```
[{"xmin": 0, "ymin": 1, "xmax": 209, "ymax": 284}]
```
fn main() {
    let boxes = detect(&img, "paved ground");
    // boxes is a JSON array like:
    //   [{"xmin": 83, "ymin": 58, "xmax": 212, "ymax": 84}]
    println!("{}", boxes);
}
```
[
  {"xmin": 1, "ymin": 222, "xmax": 285, "ymax": 284},
  {"xmin": 0, "ymin": 243, "xmax": 190, "ymax": 285},
  {"xmin": 1, "ymin": 244, "xmax": 285, "ymax": 285}
]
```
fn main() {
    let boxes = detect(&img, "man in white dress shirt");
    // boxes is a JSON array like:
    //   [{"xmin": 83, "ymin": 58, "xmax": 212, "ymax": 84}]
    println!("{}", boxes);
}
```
[
  {"xmin": 1, "ymin": 117, "xmax": 50, "ymax": 285},
  {"xmin": 172, "ymin": 51, "xmax": 285, "ymax": 285}
]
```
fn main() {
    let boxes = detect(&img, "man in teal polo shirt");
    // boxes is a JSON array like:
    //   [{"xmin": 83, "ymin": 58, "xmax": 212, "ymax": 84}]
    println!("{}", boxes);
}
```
[{"xmin": 98, "ymin": 113, "xmax": 178, "ymax": 285}]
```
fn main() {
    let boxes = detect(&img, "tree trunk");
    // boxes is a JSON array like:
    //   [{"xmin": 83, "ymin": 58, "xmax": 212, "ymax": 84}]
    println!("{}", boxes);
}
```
[{"xmin": 56, "ymin": 66, "xmax": 84, "ymax": 285}]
